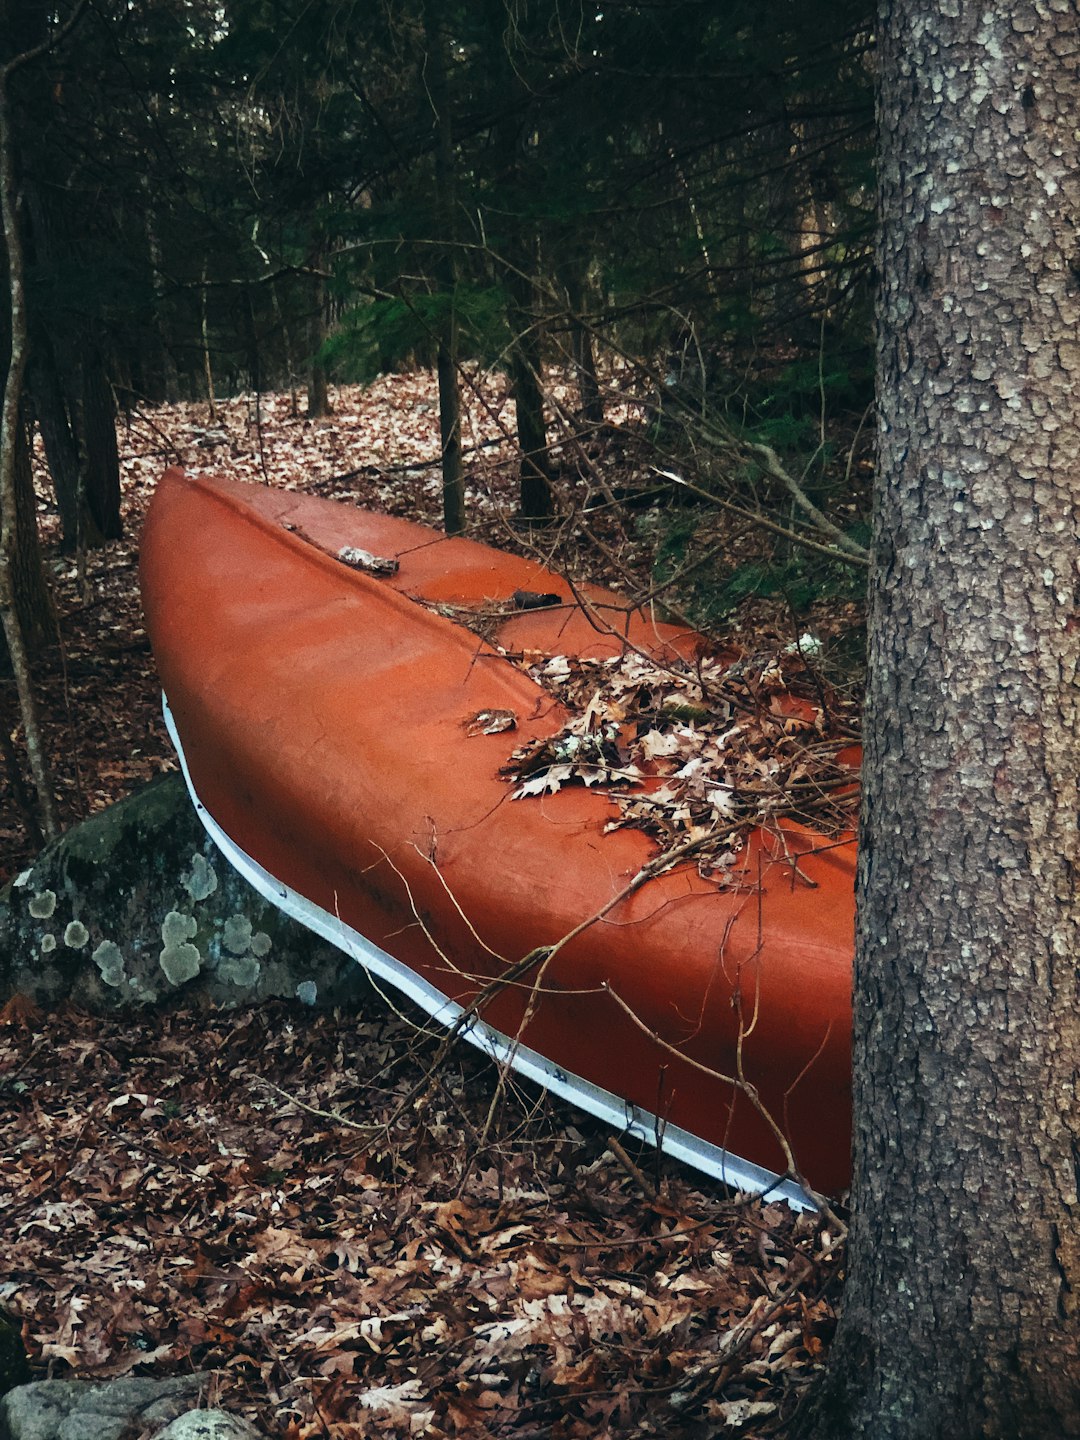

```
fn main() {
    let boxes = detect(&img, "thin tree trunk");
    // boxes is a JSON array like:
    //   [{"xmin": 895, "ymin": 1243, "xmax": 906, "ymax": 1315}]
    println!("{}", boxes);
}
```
[
  {"xmin": 809, "ymin": 3, "xmax": 1080, "ymax": 1436},
  {"xmin": 307, "ymin": 244, "xmax": 330, "ymax": 419},
  {"xmin": 79, "ymin": 352, "xmax": 121, "ymax": 540},
  {"xmin": 11, "ymin": 405, "xmax": 52, "ymax": 648},
  {"xmin": 142, "ymin": 174, "xmax": 179, "ymax": 405},
  {"xmin": 28, "ymin": 341, "xmax": 79, "ymax": 548},
  {"xmin": 0, "ymin": 708, "xmax": 42, "ymax": 849},
  {"xmin": 566, "ymin": 272, "xmax": 603, "ymax": 426},
  {"xmin": 271, "ymin": 277, "xmax": 299, "ymax": 418},
  {"xmin": 486, "ymin": 1, "xmax": 553, "ymax": 523},
  {"xmin": 505, "ymin": 247, "xmax": 552, "ymax": 521},
  {"xmin": 434, "ymin": 310, "xmax": 463, "ymax": 531},
  {"xmin": 422, "ymin": 0, "xmax": 464, "ymax": 535},
  {"xmin": 0, "ymin": 53, "xmax": 59, "ymax": 840},
  {"xmin": 200, "ymin": 261, "xmax": 217, "ymax": 421}
]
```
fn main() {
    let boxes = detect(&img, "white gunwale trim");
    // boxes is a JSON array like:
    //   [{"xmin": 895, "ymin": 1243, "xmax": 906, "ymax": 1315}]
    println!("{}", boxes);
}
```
[{"xmin": 163, "ymin": 693, "xmax": 814, "ymax": 1211}]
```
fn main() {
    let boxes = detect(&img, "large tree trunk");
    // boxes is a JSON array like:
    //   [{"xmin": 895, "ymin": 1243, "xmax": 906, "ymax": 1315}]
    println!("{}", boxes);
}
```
[
  {"xmin": 811, "ymin": 4, "xmax": 1080, "ymax": 1437},
  {"xmin": 20, "ymin": 137, "xmax": 119, "ymax": 549}
]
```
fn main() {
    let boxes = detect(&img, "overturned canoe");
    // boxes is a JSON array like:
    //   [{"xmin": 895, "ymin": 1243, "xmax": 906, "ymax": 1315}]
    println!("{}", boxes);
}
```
[{"xmin": 140, "ymin": 469, "xmax": 855, "ymax": 1201}]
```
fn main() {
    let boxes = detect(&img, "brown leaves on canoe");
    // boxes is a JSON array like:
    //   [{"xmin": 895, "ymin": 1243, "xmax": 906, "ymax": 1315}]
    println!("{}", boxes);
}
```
[
  {"xmin": 464, "ymin": 708, "xmax": 518, "ymax": 737},
  {"xmin": 501, "ymin": 646, "xmax": 859, "ymax": 880}
]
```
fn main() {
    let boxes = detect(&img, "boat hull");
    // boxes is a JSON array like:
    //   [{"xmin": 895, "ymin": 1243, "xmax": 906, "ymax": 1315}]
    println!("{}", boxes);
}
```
[{"xmin": 141, "ymin": 470, "xmax": 855, "ymax": 1197}]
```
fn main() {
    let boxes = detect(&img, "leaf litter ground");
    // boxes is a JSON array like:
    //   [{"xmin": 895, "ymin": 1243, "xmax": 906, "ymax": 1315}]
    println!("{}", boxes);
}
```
[
  {"xmin": 0, "ymin": 371, "xmax": 858, "ymax": 1435},
  {"xmin": 0, "ymin": 995, "xmax": 841, "ymax": 1438}
]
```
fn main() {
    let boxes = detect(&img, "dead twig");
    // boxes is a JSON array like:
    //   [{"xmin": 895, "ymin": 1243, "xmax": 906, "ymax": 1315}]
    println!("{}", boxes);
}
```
[
  {"xmin": 607, "ymin": 1135, "xmax": 659, "ymax": 1201},
  {"xmin": 249, "ymin": 1075, "xmax": 380, "ymax": 1132}
]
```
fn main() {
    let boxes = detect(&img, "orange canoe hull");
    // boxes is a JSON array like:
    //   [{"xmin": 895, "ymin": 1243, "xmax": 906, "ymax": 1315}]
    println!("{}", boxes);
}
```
[{"xmin": 141, "ymin": 470, "xmax": 855, "ymax": 1198}]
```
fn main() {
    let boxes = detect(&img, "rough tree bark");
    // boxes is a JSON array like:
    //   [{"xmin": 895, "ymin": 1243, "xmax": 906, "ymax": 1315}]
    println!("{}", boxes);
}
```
[{"xmin": 810, "ymin": 3, "xmax": 1080, "ymax": 1437}]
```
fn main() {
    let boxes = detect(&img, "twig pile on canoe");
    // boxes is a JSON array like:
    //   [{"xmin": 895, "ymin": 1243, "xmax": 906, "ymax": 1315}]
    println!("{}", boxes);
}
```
[{"xmin": 500, "ymin": 647, "xmax": 860, "ymax": 882}]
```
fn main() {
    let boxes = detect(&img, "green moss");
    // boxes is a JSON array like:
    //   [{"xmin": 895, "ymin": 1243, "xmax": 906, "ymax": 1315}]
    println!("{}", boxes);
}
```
[{"xmin": 64, "ymin": 775, "xmax": 189, "ymax": 868}]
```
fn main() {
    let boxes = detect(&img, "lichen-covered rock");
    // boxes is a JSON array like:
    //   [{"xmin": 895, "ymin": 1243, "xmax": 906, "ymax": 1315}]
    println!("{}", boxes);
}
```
[{"xmin": 0, "ymin": 774, "xmax": 369, "ymax": 1013}]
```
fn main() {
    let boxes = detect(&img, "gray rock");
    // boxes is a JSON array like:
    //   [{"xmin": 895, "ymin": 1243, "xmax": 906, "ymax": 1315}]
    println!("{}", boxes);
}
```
[
  {"xmin": 0, "ymin": 774, "xmax": 368, "ymax": 1013},
  {"xmin": 155, "ymin": 1410, "xmax": 264, "ymax": 1440},
  {"xmin": 0, "ymin": 1374, "xmax": 206, "ymax": 1440}
]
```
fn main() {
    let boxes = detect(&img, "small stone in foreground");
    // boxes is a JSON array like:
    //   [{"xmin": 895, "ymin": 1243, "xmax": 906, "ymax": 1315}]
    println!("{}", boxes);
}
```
[{"xmin": 156, "ymin": 1409, "xmax": 265, "ymax": 1439}]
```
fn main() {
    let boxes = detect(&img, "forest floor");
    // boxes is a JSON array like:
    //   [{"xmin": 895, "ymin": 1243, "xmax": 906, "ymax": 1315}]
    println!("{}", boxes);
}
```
[{"xmin": 0, "ymin": 372, "xmax": 858, "ymax": 1436}]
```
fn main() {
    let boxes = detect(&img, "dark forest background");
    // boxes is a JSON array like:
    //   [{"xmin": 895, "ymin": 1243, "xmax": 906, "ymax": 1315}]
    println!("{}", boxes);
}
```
[{"xmin": 2, "ymin": 0, "xmax": 875, "ymax": 844}]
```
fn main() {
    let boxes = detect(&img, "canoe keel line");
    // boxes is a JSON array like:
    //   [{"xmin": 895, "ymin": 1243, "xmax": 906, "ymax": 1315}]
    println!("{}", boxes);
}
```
[
  {"xmin": 163, "ymin": 695, "xmax": 814, "ymax": 1209},
  {"xmin": 142, "ymin": 471, "xmax": 855, "ymax": 1211}
]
